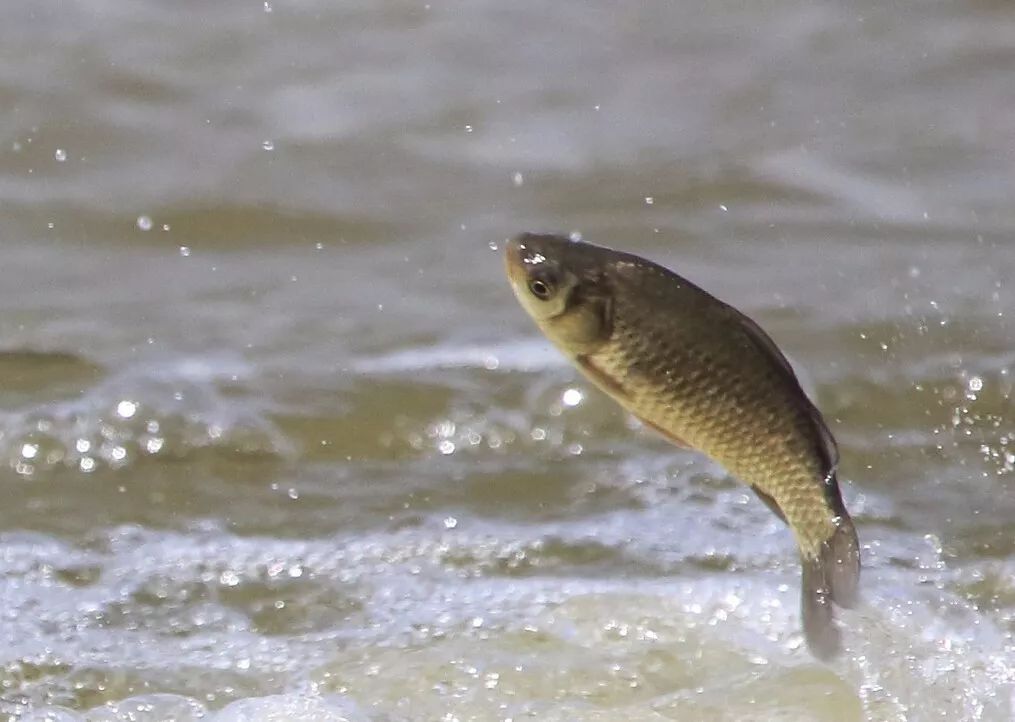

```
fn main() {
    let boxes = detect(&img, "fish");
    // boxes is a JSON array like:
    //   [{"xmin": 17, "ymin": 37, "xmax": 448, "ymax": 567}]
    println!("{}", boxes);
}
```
[{"xmin": 504, "ymin": 232, "xmax": 860, "ymax": 660}]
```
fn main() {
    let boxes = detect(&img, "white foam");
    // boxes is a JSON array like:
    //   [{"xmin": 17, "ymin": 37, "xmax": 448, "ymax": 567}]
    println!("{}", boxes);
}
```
[
  {"xmin": 354, "ymin": 337, "xmax": 565, "ymax": 374},
  {"xmin": 213, "ymin": 694, "xmax": 368, "ymax": 722}
]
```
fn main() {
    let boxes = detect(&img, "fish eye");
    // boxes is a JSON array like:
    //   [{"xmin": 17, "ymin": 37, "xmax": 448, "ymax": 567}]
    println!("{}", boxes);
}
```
[{"xmin": 527, "ymin": 277, "xmax": 555, "ymax": 300}]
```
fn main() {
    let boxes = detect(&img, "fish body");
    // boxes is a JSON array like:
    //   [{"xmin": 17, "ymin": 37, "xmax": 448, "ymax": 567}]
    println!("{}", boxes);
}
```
[{"xmin": 504, "ymin": 232, "xmax": 860, "ymax": 660}]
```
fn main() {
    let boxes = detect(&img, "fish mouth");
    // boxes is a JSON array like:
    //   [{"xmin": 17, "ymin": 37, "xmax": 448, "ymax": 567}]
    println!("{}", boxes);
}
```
[{"xmin": 503, "ymin": 235, "xmax": 530, "ymax": 287}]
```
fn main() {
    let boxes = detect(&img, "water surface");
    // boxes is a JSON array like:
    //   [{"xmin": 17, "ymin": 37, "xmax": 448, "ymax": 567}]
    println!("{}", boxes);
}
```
[{"xmin": 1, "ymin": 0, "xmax": 1014, "ymax": 719}]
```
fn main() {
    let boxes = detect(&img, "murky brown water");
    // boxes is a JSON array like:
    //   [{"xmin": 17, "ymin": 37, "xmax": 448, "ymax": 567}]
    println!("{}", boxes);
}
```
[{"xmin": 1, "ymin": 0, "xmax": 1014, "ymax": 720}]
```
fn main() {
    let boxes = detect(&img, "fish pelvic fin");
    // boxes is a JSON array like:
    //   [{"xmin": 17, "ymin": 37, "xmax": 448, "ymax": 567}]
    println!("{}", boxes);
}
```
[
  {"xmin": 799, "ymin": 512, "xmax": 861, "ymax": 661},
  {"xmin": 633, "ymin": 413, "xmax": 693, "ymax": 450}
]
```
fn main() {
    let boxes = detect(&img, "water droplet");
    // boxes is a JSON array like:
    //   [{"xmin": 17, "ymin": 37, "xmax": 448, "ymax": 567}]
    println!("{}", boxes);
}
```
[
  {"xmin": 80, "ymin": 457, "xmax": 96, "ymax": 472},
  {"xmin": 220, "ymin": 570, "xmax": 241, "ymax": 586},
  {"xmin": 117, "ymin": 400, "xmax": 137, "ymax": 419},
  {"xmin": 443, "ymin": 516, "xmax": 458, "ymax": 529},
  {"xmin": 719, "ymin": 204, "xmax": 729, "ymax": 212},
  {"xmin": 969, "ymin": 377, "xmax": 983, "ymax": 392},
  {"xmin": 512, "ymin": 172, "xmax": 524, "ymax": 187},
  {"xmin": 136, "ymin": 215, "xmax": 153, "ymax": 231},
  {"xmin": 54, "ymin": 148, "xmax": 66, "ymax": 162},
  {"xmin": 644, "ymin": 196, "xmax": 654, "ymax": 205},
  {"xmin": 562, "ymin": 388, "xmax": 583, "ymax": 407},
  {"xmin": 262, "ymin": 139, "xmax": 274, "ymax": 151},
  {"xmin": 315, "ymin": 242, "xmax": 324, "ymax": 250},
  {"xmin": 438, "ymin": 439, "xmax": 456, "ymax": 455},
  {"xmin": 263, "ymin": 0, "xmax": 272, "ymax": 11},
  {"xmin": 464, "ymin": 124, "xmax": 473, "ymax": 133},
  {"xmin": 487, "ymin": 240, "xmax": 499, "ymax": 251},
  {"xmin": 179, "ymin": 246, "xmax": 191, "ymax": 257},
  {"xmin": 162, "ymin": 223, "xmax": 171, "ymax": 231},
  {"xmin": 47, "ymin": 222, "xmax": 54, "ymax": 229},
  {"xmin": 21, "ymin": 443, "xmax": 38, "ymax": 459},
  {"xmin": 568, "ymin": 231, "xmax": 583, "ymax": 243}
]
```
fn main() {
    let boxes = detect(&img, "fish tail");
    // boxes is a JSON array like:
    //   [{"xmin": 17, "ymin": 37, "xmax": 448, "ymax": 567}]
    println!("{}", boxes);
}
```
[
  {"xmin": 825, "ymin": 512, "xmax": 861, "ymax": 609},
  {"xmin": 799, "ymin": 512, "xmax": 861, "ymax": 660},
  {"xmin": 800, "ymin": 552, "xmax": 839, "ymax": 661}
]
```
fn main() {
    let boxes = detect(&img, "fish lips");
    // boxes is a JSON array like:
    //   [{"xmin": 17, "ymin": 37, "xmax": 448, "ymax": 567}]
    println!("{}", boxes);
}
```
[{"xmin": 504, "ymin": 234, "xmax": 541, "ymax": 290}]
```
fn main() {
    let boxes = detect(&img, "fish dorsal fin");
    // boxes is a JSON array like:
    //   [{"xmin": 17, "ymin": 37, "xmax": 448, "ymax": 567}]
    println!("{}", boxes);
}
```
[
  {"xmin": 727, "ymin": 307, "xmax": 840, "ymax": 478},
  {"xmin": 812, "ymin": 407, "xmax": 840, "ymax": 481}
]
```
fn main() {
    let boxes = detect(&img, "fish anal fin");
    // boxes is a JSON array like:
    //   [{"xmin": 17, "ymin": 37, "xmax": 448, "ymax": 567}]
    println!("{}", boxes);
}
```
[
  {"xmin": 751, "ymin": 485, "xmax": 787, "ymax": 524},
  {"xmin": 632, "ymin": 414, "xmax": 693, "ymax": 450}
]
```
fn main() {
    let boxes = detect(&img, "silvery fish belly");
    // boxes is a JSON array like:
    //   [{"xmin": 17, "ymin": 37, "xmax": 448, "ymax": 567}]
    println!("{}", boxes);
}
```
[{"xmin": 504, "ymin": 232, "xmax": 861, "ymax": 660}]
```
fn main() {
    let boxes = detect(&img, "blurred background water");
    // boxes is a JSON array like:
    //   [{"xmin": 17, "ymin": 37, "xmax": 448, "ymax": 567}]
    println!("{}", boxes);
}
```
[{"xmin": 1, "ymin": 0, "xmax": 1014, "ymax": 720}]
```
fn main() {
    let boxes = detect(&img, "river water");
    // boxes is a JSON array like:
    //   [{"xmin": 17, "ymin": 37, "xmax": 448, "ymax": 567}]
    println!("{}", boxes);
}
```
[{"xmin": 1, "ymin": 0, "xmax": 1013, "ymax": 720}]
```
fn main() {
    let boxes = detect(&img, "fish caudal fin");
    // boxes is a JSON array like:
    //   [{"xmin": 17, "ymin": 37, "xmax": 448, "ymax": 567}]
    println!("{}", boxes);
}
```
[
  {"xmin": 800, "ymin": 514, "xmax": 861, "ymax": 661},
  {"xmin": 801, "ymin": 555, "xmax": 839, "ymax": 661},
  {"xmin": 826, "ymin": 514, "xmax": 861, "ymax": 609}
]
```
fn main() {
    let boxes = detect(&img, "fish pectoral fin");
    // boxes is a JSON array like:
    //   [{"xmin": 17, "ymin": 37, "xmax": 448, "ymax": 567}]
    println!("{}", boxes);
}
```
[
  {"xmin": 632, "ymin": 414, "xmax": 693, "ymax": 450},
  {"xmin": 575, "ymin": 355, "xmax": 629, "ymax": 399},
  {"xmin": 751, "ymin": 485, "xmax": 788, "ymax": 524}
]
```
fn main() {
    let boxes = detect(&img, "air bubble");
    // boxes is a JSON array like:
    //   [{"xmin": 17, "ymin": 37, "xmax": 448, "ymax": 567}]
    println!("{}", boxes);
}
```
[
  {"xmin": 262, "ymin": 139, "xmax": 274, "ymax": 151},
  {"xmin": 54, "ymin": 148, "xmax": 67, "ymax": 162},
  {"xmin": 136, "ymin": 215, "xmax": 153, "ymax": 231}
]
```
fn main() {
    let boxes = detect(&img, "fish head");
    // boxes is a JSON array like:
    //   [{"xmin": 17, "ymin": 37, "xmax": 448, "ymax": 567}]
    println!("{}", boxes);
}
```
[{"xmin": 504, "ymin": 233, "xmax": 613, "ymax": 354}]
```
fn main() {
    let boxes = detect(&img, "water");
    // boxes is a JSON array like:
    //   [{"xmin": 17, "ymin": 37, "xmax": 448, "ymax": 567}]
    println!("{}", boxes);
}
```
[{"xmin": 1, "ymin": 0, "xmax": 1014, "ymax": 719}]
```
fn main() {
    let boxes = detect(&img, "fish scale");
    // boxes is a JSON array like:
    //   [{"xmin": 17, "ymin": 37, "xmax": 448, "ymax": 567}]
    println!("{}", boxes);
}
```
[
  {"xmin": 505, "ymin": 232, "xmax": 861, "ymax": 660},
  {"xmin": 592, "ymin": 315, "xmax": 835, "ymax": 554}
]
